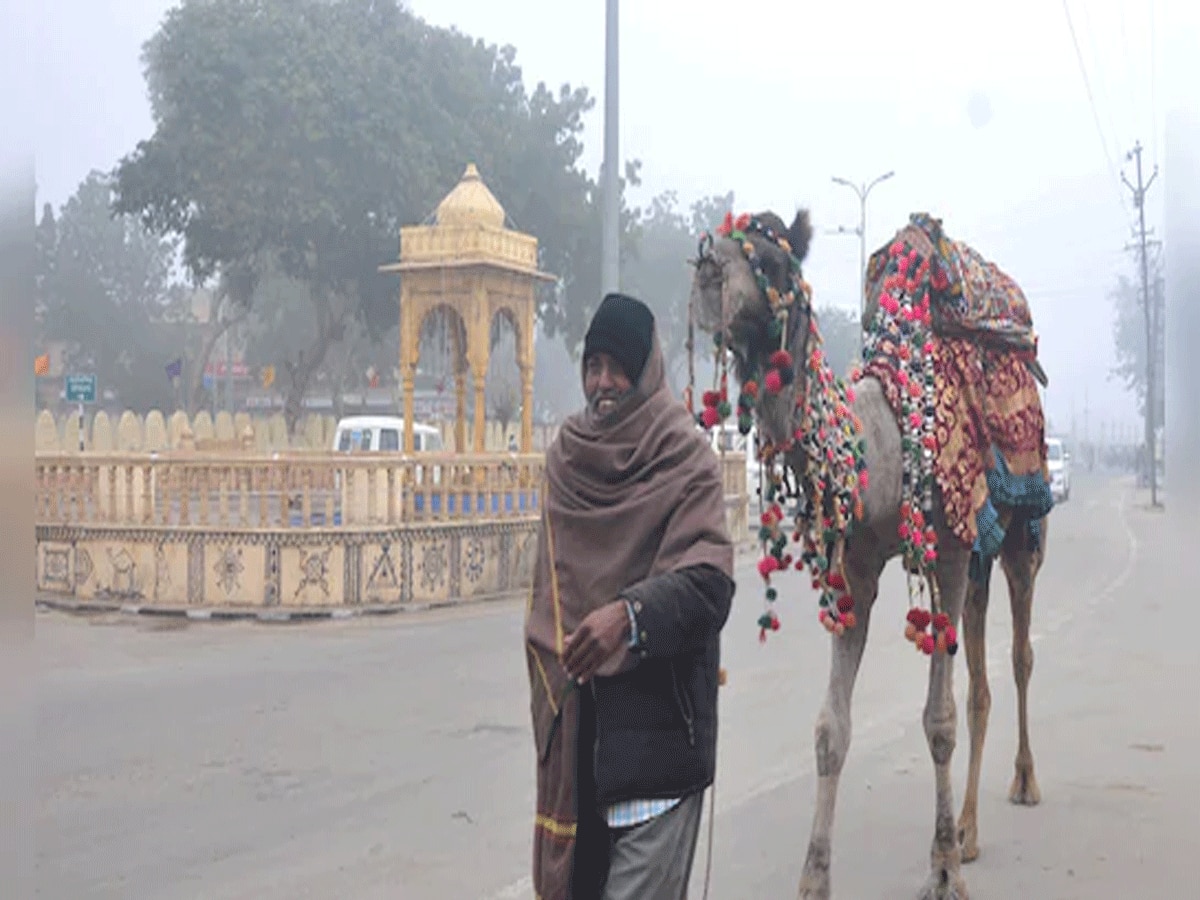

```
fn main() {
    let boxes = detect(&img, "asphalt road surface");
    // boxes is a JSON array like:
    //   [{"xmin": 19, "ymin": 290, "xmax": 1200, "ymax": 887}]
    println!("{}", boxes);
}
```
[{"xmin": 37, "ymin": 473, "xmax": 1198, "ymax": 899}]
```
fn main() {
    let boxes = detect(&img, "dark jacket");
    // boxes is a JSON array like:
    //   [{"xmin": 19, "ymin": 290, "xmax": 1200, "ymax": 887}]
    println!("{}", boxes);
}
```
[{"xmin": 588, "ymin": 563, "xmax": 735, "ymax": 807}]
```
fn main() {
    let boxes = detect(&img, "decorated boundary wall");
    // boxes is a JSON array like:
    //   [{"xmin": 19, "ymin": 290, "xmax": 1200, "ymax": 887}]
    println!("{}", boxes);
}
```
[
  {"xmin": 35, "ymin": 448, "xmax": 749, "ymax": 614},
  {"xmin": 34, "ymin": 409, "xmax": 560, "ymax": 455}
]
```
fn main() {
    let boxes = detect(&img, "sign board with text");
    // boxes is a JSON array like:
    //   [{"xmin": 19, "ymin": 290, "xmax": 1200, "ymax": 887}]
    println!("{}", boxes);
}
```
[{"xmin": 65, "ymin": 374, "xmax": 97, "ymax": 404}]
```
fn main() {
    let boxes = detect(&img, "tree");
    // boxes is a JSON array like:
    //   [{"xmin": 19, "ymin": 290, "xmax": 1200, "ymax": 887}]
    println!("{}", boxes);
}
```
[
  {"xmin": 113, "ymin": 0, "xmax": 615, "ymax": 432},
  {"xmin": 36, "ymin": 171, "xmax": 185, "ymax": 412},
  {"xmin": 1110, "ymin": 250, "xmax": 1165, "ymax": 428},
  {"xmin": 813, "ymin": 305, "xmax": 860, "ymax": 379},
  {"xmin": 622, "ymin": 190, "xmax": 736, "ymax": 392}
]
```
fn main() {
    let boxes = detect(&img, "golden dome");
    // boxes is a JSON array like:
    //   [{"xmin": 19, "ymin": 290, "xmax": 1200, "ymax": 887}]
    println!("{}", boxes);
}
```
[{"xmin": 435, "ymin": 163, "xmax": 506, "ymax": 229}]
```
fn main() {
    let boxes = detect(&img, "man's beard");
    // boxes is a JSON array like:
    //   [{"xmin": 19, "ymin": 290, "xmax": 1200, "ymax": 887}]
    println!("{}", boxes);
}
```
[{"xmin": 587, "ymin": 387, "xmax": 630, "ymax": 418}]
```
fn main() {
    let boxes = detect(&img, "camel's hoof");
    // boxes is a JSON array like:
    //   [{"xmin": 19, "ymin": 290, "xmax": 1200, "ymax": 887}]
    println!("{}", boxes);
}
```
[
  {"xmin": 796, "ymin": 871, "xmax": 830, "ymax": 900},
  {"xmin": 917, "ymin": 867, "xmax": 969, "ymax": 900},
  {"xmin": 956, "ymin": 821, "xmax": 980, "ymax": 864},
  {"xmin": 1008, "ymin": 768, "xmax": 1041, "ymax": 806}
]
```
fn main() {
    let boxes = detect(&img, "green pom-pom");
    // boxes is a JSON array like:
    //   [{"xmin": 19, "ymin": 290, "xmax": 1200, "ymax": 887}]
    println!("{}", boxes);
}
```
[
  {"xmin": 757, "ymin": 612, "xmax": 774, "ymax": 629},
  {"xmin": 717, "ymin": 401, "xmax": 732, "ymax": 417},
  {"xmin": 816, "ymin": 555, "xmax": 828, "ymax": 571},
  {"xmin": 766, "ymin": 587, "xmax": 778, "ymax": 601},
  {"xmin": 757, "ymin": 526, "xmax": 772, "ymax": 542},
  {"xmin": 738, "ymin": 414, "xmax": 754, "ymax": 434}
]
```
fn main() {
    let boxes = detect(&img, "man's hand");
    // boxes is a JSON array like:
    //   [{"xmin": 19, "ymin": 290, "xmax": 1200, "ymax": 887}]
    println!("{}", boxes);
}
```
[{"xmin": 563, "ymin": 600, "xmax": 631, "ymax": 685}]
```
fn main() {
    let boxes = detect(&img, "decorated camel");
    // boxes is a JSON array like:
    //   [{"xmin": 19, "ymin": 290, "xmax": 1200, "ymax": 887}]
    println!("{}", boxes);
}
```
[{"xmin": 687, "ymin": 209, "xmax": 1054, "ymax": 899}]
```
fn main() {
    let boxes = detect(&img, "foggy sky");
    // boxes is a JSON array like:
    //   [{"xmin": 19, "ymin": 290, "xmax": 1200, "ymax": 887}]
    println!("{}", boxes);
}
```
[{"xmin": 23, "ymin": 0, "xmax": 1183, "ymax": 438}]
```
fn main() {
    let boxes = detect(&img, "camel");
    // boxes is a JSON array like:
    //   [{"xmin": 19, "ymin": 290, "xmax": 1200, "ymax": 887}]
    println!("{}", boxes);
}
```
[{"xmin": 688, "ymin": 209, "xmax": 1052, "ymax": 899}]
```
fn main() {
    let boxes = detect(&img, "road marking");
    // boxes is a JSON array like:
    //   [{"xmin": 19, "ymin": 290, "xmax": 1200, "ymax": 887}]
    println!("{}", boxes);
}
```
[
  {"xmin": 485, "ymin": 484, "xmax": 1141, "ymax": 900},
  {"xmin": 989, "ymin": 482, "xmax": 1138, "ymax": 666}
]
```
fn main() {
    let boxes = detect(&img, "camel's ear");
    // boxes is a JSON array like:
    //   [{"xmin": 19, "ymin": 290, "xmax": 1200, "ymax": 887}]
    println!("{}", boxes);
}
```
[{"xmin": 788, "ymin": 209, "xmax": 814, "ymax": 263}]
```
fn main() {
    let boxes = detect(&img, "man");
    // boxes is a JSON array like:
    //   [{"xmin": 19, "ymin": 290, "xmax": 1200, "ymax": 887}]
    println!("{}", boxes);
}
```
[{"xmin": 524, "ymin": 292, "xmax": 736, "ymax": 900}]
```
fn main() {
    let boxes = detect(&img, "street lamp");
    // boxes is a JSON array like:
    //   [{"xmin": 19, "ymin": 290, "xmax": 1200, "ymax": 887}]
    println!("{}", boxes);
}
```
[
  {"xmin": 831, "ymin": 170, "xmax": 895, "ymax": 326},
  {"xmin": 601, "ymin": 0, "xmax": 620, "ymax": 296}
]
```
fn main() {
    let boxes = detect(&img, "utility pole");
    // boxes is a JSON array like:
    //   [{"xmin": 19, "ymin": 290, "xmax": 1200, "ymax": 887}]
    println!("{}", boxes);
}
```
[
  {"xmin": 600, "ymin": 0, "xmax": 620, "ymax": 297},
  {"xmin": 831, "ymin": 170, "xmax": 895, "ymax": 348},
  {"xmin": 1122, "ymin": 141, "xmax": 1160, "ymax": 506}
]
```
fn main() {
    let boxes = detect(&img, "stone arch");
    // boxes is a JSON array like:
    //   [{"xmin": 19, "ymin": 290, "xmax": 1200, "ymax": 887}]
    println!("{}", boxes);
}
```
[
  {"xmin": 413, "ymin": 303, "xmax": 470, "ymax": 451},
  {"xmin": 486, "ymin": 307, "xmax": 523, "ymax": 451}
]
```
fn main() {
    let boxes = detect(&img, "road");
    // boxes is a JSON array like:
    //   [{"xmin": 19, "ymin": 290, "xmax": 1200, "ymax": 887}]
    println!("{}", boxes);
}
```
[{"xmin": 36, "ymin": 473, "xmax": 1198, "ymax": 899}]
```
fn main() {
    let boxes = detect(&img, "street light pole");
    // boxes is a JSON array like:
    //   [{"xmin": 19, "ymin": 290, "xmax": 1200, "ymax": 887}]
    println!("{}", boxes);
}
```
[
  {"xmin": 831, "ymin": 170, "xmax": 895, "ymax": 329},
  {"xmin": 601, "ymin": 0, "xmax": 620, "ymax": 297}
]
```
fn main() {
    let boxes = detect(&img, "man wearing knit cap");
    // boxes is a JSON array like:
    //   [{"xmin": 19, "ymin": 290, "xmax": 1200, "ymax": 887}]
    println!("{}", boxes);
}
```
[{"xmin": 524, "ymin": 292, "xmax": 737, "ymax": 900}]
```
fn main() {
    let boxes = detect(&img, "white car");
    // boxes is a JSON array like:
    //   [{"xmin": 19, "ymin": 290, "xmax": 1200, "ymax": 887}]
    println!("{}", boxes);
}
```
[
  {"xmin": 1046, "ymin": 437, "xmax": 1070, "ymax": 502},
  {"xmin": 332, "ymin": 415, "xmax": 445, "ymax": 453}
]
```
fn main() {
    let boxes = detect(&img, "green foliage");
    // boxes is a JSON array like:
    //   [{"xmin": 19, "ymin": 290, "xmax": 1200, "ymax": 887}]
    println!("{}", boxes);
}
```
[
  {"xmin": 36, "ymin": 171, "xmax": 185, "ymax": 412},
  {"xmin": 622, "ymin": 190, "xmax": 735, "ymax": 390},
  {"xmin": 813, "ymin": 304, "xmax": 861, "ymax": 379},
  {"xmin": 1110, "ymin": 253, "xmax": 1165, "ymax": 422},
  {"xmin": 112, "ymin": 0, "xmax": 618, "ymax": 425}
]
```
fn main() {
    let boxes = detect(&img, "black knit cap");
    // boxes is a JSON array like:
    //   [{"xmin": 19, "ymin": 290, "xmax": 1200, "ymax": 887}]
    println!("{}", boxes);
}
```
[{"xmin": 583, "ymin": 292, "xmax": 655, "ymax": 384}]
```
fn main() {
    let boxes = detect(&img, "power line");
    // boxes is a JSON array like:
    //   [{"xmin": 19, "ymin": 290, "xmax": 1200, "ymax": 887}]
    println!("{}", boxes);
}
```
[
  {"xmin": 1148, "ymin": 0, "xmax": 1160, "ymax": 167},
  {"xmin": 1061, "ymin": 0, "xmax": 1126, "ymax": 211}
]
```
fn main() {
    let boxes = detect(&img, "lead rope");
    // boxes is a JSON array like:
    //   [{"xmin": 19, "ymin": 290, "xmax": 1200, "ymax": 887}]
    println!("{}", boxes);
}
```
[{"xmin": 700, "ymin": 779, "xmax": 716, "ymax": 900}]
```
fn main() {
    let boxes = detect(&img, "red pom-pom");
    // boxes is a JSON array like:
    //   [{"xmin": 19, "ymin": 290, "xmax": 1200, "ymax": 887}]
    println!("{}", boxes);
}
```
[
  {"xmin": 717, "ymin": 212, "xmax": 734, "ymax": 237},
  {"xmin": 827, "ymin": 572, "xmax": 847, "ymax": 592},
  {"xmin": 701, "ymin": 406, "xmax": 720, "ymax": 428},
  {"xmin": 764, "ymin": 370, "xmax": 783, "ymax": 394},
  {"xmin": 734, "ymin": 212, "xmax": 751, "ymax": 232},
  {"xmin": 702, "ymin": 390, "xmax": 719, "ymax": 408},
  {"xmin": 944, "ymin": 625, "xmax": 957, "ymax": 645},
  {"xmin": 769, "ymin": 350, "xmax": 794, "ymax": 370},
  {"xmin": 920, "ymin": 634, "xmax": 936, "ymax": 655},
  {"xmin": 932, "ymin": 613, "xmax": 951, "ymax": 631},
  {"xmin": 743, "ymin": 380, "xmax": 759, "ymax": 398},
  {"xmin": 836, "ymin": 595, "xmax": 854, "ymax": 613}
]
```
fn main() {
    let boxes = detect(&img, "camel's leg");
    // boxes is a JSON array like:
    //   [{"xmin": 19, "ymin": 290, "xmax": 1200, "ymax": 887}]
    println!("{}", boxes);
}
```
[
  {"xmin": 956, "ymin": 571, "xmax": 992, "ymax": 864},
  {"xmin": 918, "ymin": 544, "xmax": 971, "ymax": 900},
  {"xmin": 1001, "ymin": 515, "xmax": 1045, "ymax": 806},
  {"xmin": 796, "ymin": 556, "xmax": 881, "ymax": 900}
]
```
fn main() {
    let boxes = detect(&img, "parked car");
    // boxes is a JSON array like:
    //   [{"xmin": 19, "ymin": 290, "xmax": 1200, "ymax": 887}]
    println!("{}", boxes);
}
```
[
  {"xmin": 331, "ymin": 415, "xmax": 445, "ymax": 453},
  {"xmin": 330, "ymin": 416, "xmax": 448, "ymax": 499},
  {"xmin": 1046, "ymin": 436, "xmax": 1070, "ymax": 502}
]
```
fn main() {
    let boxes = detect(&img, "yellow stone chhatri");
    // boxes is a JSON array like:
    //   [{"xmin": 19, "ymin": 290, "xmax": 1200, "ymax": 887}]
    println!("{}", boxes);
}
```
[
  {"xmin": 380, "ymin": 162, "xmax": 555, "ymax": 456},
  {"xmin": 435, "ymin": 163, "xmax": 506, "ymax": 229}
]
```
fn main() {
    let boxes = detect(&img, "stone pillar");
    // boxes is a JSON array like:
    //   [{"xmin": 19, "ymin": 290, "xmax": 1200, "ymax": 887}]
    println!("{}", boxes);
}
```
[
  {"xmin": 455, "ymin": 368, "xmax": 467, "ymax": 453},
  {"xmin": 520, "ymin": 364, "xmax": 534, "ymax": 453},
  {"xmin": 473, "ymin": 371, "xmax": 488, "ymax": 453},
  {"xmin": 402, "ymin": 367, "xmax": 416, "ymax": 453}
]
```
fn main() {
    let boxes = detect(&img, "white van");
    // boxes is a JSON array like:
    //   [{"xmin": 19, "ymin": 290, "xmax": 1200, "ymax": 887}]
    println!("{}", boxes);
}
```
[
  {"xmin": 332, "ymin": 415, "xmax": 445, "ymax": 453},
  {"xmin": 1046, "ymin": 436, "xmax": 1070, "ymax": 502}
]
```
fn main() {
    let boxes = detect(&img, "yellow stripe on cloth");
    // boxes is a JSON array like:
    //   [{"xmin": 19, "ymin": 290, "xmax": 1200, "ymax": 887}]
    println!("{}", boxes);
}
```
[{"xmin": 535, "ymin": 813, "xmax": 577, "ymax": 839}]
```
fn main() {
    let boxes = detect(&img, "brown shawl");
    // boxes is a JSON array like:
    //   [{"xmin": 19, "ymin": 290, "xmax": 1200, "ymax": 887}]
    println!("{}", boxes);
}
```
[{"xmin": 524, "ymin": 326, "xmax": 735, "ymax": 900}]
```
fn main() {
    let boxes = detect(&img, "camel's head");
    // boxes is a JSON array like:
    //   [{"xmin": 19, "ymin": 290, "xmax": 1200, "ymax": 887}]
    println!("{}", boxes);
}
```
[{"xmin": 688, "ymin": 209, "xmax": 814, "ymax": 386}]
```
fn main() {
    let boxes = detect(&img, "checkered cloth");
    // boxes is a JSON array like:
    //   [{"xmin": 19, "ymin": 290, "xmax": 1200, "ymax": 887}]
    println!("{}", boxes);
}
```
[{"xmin": 607, "ymin": 796, "xmax": 682, "ymax": 829}]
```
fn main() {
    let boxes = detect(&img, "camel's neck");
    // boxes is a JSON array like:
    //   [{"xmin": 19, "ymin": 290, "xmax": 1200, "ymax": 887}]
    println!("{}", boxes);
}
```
[{"xmin": 754, "ymin": 321, "xmax": 816, "ymax": 457}]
